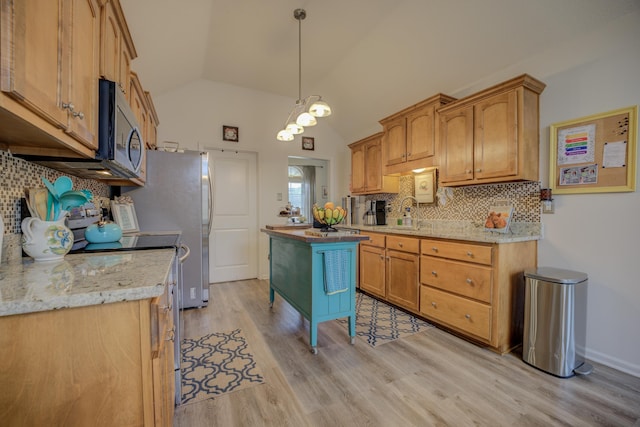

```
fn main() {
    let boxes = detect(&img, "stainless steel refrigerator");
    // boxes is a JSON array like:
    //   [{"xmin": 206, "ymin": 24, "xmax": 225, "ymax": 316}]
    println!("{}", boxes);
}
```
[{"xmin": 122, "ymin": 149, "xmax": 211, "ymax": 309}]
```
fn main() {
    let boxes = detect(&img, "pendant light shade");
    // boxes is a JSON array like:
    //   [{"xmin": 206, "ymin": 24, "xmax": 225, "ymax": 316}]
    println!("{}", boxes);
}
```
[
  {"xmin": 275, "ymin": 9, "xmax": 332, "ymax": 142},
  {"xmin": 286, "ymin": 122, "xmax": 304, "ymax": 134},
  {"xmin": 296, "ymin": 111, "xmax": 317, "ymax": 127},
  {"xmin": 309, "ymin": 99, "xmax": 332, "ymax": 117},
  {"xmin": 277, "ymin": 129, "xmax": 294, "ymax": 141}
]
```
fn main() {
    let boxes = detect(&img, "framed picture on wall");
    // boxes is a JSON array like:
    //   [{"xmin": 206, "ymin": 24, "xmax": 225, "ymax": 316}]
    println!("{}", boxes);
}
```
[
  {"xmin": 302, "ymin": 137, "xmax": 314, "ymax": 151},
  {"xmin": 223, "ymin": 125, "xmax": 239, "ymax": 142}
]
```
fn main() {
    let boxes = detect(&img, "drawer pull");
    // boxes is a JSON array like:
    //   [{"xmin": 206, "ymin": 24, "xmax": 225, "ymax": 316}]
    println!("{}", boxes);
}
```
[
  {"xmin": 466, "ymin": 278, "xmax": 473, "ymax": 284},
  {"xmin": 466, "ymin": 251, "xmax": 473, "ymax": 257},
  {"xmin": 431, "ymin": 247, "xmax": 438, "ymax": 252},
  {"xmin": 465, "ymin": 314, "xmax": 471, "ymax": 319},
  {"xmin": 398, "ymin": 243, "xmax": 403, "ymax": 247},
  {"xmin": 431, "ymin": 301, "xmax": 437, "ymax": 308},
  {"xmin": 431, "ymin": 271, "xmax": 437, "ymax": 276}
]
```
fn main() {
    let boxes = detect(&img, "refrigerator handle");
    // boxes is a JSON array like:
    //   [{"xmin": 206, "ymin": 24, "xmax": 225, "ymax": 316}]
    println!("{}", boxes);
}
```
[
  {"xmin": 179, "ymin": 243, "xmax": 191, "ymax": 263},
  {"xmin": 207, "ymin": 166, "xmax": 213, "ymax": 236}
]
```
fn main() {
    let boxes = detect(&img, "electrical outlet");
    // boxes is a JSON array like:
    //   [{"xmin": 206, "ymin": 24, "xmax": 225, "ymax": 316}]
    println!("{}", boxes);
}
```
[
  {"xmin": 277, "ymin": 192, "xmax": 283, "ymax": 201},
  {"xmin": 190, "ymin": 287, "xmax": 196, "ymax": 299}
]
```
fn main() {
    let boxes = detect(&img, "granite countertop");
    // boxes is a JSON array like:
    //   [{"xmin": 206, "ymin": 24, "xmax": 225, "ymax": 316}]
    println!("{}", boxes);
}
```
[
  {"xmin": 339, "ymin": 220, "xmax": 542, "ymax": 244},
  {"xmin": 0, "ymin": 249, "xmax": 175, "ymax": 317},
  {"xmin": 261, "ymin": 227, "xmax": 370, "ymax": 243}
]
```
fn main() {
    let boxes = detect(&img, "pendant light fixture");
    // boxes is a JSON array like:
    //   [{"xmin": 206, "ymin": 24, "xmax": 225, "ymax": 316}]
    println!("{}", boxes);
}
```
[{"xmin": 276, "ymin": 8, "xmax": 332, "ymax": 142}]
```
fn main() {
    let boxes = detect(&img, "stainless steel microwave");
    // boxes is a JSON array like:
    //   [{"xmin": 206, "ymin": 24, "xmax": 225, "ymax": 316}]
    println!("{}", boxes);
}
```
[
  {"xmin": 18, "ymin": 79, "xmax": 144, "ymax": 180},
  {"xmin": 96, "ymin": 78, "xmax": 143, "ymax": 178}
]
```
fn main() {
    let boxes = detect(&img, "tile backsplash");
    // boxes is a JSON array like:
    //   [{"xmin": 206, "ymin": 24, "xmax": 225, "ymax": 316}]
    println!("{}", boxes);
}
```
[
  {"xmin": 366, "ymin": 175, "xmax": 541, "ymax": 225},
  {"xmin": 0, "ymin": 149, "xmax": 110, "ymax": 234}
]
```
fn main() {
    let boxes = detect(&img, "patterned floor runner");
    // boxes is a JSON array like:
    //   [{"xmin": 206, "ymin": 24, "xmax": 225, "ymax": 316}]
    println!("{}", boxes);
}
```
[
  {"xmin": 181, "ymin": 329, "xmax": 265, "ymax": 405},
  {"xmin": 340, "ymin": 292, "xmax": 434, "ymax": 347}
]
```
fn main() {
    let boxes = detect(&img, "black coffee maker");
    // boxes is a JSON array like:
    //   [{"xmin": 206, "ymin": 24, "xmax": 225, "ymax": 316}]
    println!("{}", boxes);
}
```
[{"xmin": 375, "ymin": 201, "xmax": 387, "ymax": 225}]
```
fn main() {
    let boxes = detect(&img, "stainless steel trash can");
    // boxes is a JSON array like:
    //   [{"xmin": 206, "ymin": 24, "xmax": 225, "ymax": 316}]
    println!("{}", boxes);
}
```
[{"xmin": 523, "ymin": 267, "xmax": 592, "ymax": 377}]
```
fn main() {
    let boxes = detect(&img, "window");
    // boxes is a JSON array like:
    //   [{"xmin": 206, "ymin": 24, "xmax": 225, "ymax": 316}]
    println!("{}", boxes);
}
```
[{"xmin": 288, "ymin": 166, "xmax": 304, "ymax": 215}]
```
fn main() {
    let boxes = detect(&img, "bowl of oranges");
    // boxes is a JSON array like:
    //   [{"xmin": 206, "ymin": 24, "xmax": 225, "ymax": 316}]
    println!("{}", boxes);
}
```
[{"xmin": 312, "ymin": 202, "xmax": 346, "ymax": 232}]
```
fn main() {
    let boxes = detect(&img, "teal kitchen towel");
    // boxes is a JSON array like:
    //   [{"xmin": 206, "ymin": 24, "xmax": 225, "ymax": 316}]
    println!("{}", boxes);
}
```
[{"xmin": 323, "ymin": 250, "xmax": 350, "ymax": 295}]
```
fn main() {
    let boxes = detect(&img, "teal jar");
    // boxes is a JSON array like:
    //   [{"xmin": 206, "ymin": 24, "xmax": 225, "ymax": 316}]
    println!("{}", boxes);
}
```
[{"xmin": 84, "ymin": 221, "xmax": 122, "ymax": 243}]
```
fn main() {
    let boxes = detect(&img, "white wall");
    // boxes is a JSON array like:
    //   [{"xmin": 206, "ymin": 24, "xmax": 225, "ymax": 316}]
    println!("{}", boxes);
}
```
[
  {"xmin": 151, "ymin": 79, "xmax": 349, "ymax": 281},
  {"xmin": 151, "ymin": 10, "xmax": 639, "ymax": 376},
  {"xmin": 450, "ymin": 11, "xmax": 640, "ymax": 376},
  {"xmin": 536, "ymin": 17, "xmax": 640, "ymax": 376}
]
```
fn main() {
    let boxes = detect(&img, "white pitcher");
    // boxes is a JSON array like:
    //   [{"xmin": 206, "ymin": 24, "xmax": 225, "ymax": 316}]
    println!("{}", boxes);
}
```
[{"xmin": 21, "ymin": 215, "xmax": 73, "ymax": 262}]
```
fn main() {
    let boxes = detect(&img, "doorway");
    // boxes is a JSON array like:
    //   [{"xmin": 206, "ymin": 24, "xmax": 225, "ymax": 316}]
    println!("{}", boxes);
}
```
[
  {"xmin": 207, "ymin": 148, "xmax": 258, "ymax": 283},
  {"xmin": 288, "ymin": 157, "xmax": 329, "ymax": 220}
]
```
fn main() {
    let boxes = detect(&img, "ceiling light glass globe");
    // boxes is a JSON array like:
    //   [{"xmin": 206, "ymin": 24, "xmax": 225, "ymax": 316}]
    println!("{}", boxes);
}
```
[
  {"xmin": 277, "ymin": 129, "xmax": 294, "ymax": 141},
  {"xmin": 285, "ymin": 122, "xmax": 304, "ymax": 134},
  {"xmin": 296, "ymin": 112, "xmax": 317, "ymax": 127},
  {"xmin": 309, "ymin": 100, "xmax": 331, "ymax": 117}
]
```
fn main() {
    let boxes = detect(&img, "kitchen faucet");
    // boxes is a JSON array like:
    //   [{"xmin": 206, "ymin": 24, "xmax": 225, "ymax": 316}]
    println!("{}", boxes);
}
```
[
  {"xmin": 398, "ymin": 196, "xmax": 419, "ymax": 212},
  {"xmin": 397, "ymin": 196, "xmax": 420, "ymax": 228}
]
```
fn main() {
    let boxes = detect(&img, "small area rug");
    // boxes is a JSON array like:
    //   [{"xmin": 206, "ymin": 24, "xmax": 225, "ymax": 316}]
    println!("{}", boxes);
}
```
[
  {"xmin": 340, "ymin": 292, "xmax": 433, "ymax": 347},
  {"xmin": 181, "ymin": 328, "xmax": 265, "ymax": 405}
]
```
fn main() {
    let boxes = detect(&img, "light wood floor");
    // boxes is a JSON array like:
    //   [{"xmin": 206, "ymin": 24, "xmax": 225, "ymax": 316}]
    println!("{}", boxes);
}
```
[{"xmin": 174, "ymin": 279, "xmax": 640, "ymax": 427}]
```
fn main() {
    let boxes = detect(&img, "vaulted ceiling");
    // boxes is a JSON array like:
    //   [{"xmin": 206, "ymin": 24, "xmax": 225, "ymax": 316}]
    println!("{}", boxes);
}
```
[{"xmin": 120, "ymin": 0, "xmax": 639, "ymax": 141}]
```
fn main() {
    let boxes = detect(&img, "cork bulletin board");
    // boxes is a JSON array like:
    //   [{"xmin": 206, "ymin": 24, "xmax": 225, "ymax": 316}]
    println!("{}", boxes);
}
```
[{"xmin": 549, "ymin": 106, "xmax": 637, "ymax": 194}]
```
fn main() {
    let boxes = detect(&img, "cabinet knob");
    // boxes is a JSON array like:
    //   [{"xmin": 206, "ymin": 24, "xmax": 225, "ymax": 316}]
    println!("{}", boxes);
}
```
[
  {"xmin": 465, "ymin": 314, "xmax": 471, "ymax": 319},
  {"xmin": 431, "ymin": 301, "xmax": 437, "ymax": 308},
  {"xmin": 62, "ymin": 102, "xmax": 75, "ymax": 111},
  {"xmin": 466, "ymin": 278, "xmax": 472, "ymax": 284},
  {"xmin": 466, "ymin": 251, "xmax": 473, "ymax": 257},
  {"xmin": 431, "ymin": 247, "xmax": 438, "ymax": 252},
  {"xmin": 380, "ymin": 255, "xmax": 385, "ymax": 260},
  {"xmin": 431, "ymin": 271, "xmax": 437, "ymax": 276},
  {"xmin": 476, "ymin": 169, "xmax": 482, "ymax": 173},
  {"xmin": 466, "ymin": 169, "xmax": 472, "ymax": 174},
  {"xmin": 398, "ymin": 243, "xmax": 403, "ymax": 247}
]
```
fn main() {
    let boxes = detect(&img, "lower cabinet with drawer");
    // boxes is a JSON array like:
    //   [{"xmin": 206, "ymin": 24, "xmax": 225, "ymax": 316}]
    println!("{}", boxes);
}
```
[
  {"xmin": 419, "ymin": 238, "xmax": 537, "ymax": 354},
  {"xmin": 358, "ymin": 232, "xmax": 421, "ymax": 312}
]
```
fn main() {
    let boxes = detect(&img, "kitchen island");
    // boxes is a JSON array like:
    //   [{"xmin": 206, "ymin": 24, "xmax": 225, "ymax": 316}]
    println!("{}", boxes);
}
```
[
  {"xmin": 262, "ymin": 227, "xmax": 368, "ymax": 354},
  {"xmin": 0, "ymin": 249, "xmax": 176, "ymax": 426}
]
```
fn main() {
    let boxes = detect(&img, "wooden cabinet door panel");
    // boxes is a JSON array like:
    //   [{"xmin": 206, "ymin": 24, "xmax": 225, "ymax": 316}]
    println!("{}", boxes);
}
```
[
  {"xmin": 386, "ymin": 235, "xmax": 420, "ymax": 254},
  {"xmin": 439, "ymin": 105, "xmax": 474, "ymax": 183},
  {"xmin": 350, "ymin": 144, "xmax": 365, "ymax": 193},
  {"xmin": 1, "ymin": 0, "xmax": 67, "ymax": 128},
  {"xmin": 420, "ymin": 256, "xmax": 492, "ymax": 303},
  {"xmin": 420, "ymin": 286, "xmax": 491, "ymax": 341},
  {"xmin": 421, "ymin": 238, "xmax": 493, "ymax": 265},
  {"xmin": 359, "ymin": 245, "xmax": 386, "ymax": 298},
  {"xmin": 65, "ymin": 0, "xmax": 100, "ymax": 149},
  {"xmin": 474, "ymin": 90, "xmax": 518, "ymax": 180},
  {"xmin": 364, "ymin": 139, "xmax": 383, "ymax": 191},
  {"xmin": 406, "ymin": 104, "xmax": 436, "ymax": 161},
  {"xmin": 383, "ymin": 117, "xmax": 406, "ymax": 166},
  {"xmin": 386, "ymin": 249, "xmax": 419, "ymax": 311},
  {"xmin": 359, "ymin": 232, "xmax": 385, "ymax": 248}
]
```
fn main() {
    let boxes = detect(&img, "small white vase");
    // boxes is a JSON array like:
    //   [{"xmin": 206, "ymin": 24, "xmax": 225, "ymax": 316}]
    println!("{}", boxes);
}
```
[{"xmin": 21, "ymin": 216, "xmax": 73, "ymax": 262}]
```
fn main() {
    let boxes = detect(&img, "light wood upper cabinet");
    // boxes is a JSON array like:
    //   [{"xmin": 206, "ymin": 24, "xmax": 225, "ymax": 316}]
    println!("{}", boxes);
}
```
[
  {"xmin": 145, "ymin": 90, "xmax": 160, "ymax": 149},
  {"xmin": 349, "ymin": 133, "xmax": 399, "ymax": 195},
  {"xmin": 65, "ymin": 0, "xmax": 101, "ymax": 149},
  {"xmin": 0, "ymin": 0, "xmax": 100, "ymax": 153},
  {"xmin": 99, "ymin": 0, "xmax": 136, "ymax": 99},
  {"xmin": 380, "ymin": 94, "xmax": 456, "ymax": 175},
  {"xmin": 438, "ymin": 74, "xmax": 546, "ymax": 186}
]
